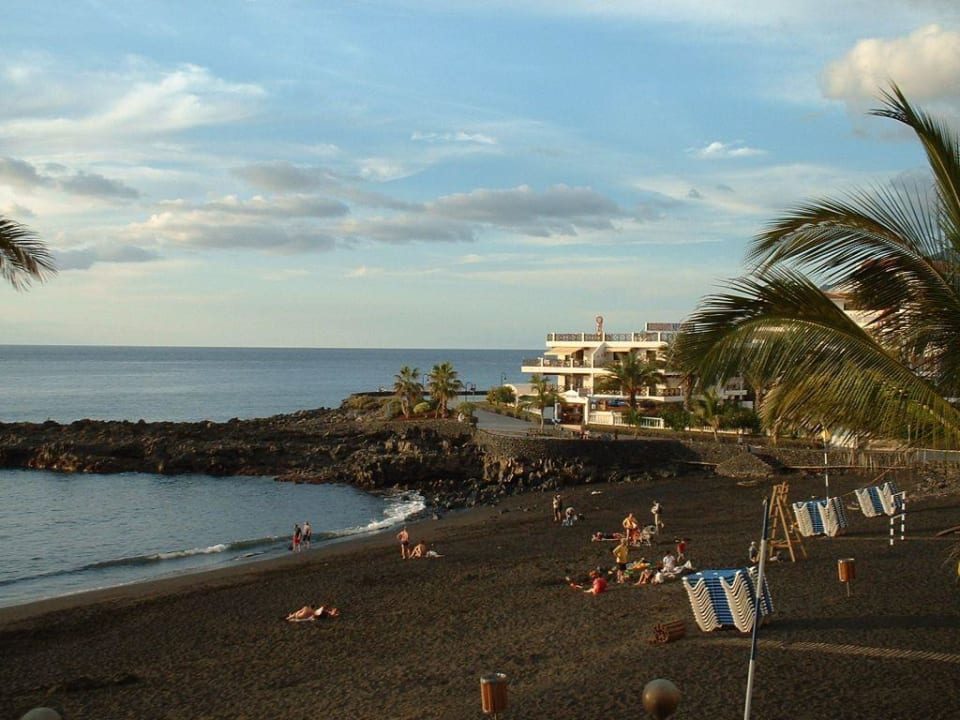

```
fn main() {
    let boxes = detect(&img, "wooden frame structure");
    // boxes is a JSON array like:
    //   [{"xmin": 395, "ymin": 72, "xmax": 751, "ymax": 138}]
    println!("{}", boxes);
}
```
[{"xmin": 766, "ymin": 482, "xmax": 806, "ymax": 562}]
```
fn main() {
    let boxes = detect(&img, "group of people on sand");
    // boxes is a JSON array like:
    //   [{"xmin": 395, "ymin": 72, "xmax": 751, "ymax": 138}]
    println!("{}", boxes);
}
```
[
  {"xmin": 396, "ymin": 525, "xmax": 443, "ymax": 560},
  {"xmin": 563, "ymin": 496, "xmax": 696, "ymax": 594},
  {"xmin": 292, "ymin": 521, "xmax": 312, "ymax": 552}
]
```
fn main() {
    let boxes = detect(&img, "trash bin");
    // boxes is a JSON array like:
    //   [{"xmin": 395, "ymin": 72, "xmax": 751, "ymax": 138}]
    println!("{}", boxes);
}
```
[
  {"xmin": 837, "ymin": 558, "xmax": 856, "ymax": 582},
  {"xmin": 480, "ymin": 673, "xmax": 508, "ymax": 714}
]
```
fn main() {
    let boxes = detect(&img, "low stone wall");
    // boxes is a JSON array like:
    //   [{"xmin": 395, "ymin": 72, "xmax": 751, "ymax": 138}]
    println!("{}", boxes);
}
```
[{"xmin": 475, "ymin": 430, "xmax": 892, "ymax": 474}]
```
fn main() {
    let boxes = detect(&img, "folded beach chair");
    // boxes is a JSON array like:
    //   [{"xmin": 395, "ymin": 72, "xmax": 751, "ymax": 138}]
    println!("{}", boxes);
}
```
[
  {"xmin": 792, "ymin": 497, "xmax": 848, "ymax": 537},
  {"xmin": 855, "ymin": 481, "xmax": 901, "ymax": 518},
  {"xmin": 681, "ymin": 567, "xmax": 774, "ymax": 633}
]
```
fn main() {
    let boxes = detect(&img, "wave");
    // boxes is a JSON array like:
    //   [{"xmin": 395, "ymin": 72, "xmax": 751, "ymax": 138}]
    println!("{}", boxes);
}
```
[
  {"xmin": 2, "ymin": 495, "xmax": 427, "ymax": 589},
  {"xmin": 339, "ymin": 491, "xmax": 427, "ymax": 535}
]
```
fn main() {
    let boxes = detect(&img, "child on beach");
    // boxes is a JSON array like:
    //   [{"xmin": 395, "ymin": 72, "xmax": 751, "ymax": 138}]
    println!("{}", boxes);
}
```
[{"xmin": 292, "ymin": 524, "xmax": 302, "ymax": 552}]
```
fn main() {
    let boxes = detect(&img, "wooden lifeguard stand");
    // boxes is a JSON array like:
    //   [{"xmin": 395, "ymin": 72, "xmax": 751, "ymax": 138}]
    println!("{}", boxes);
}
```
[{"xmin": 766, "ymin": 482, "xmax": 806, "ymax": 562}]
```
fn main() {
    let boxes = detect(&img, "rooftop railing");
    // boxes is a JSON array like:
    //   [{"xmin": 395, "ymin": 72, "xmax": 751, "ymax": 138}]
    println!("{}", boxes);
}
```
[{"xmin": 546, "ymin": 331, "xmax": 674, "ymax": 343}]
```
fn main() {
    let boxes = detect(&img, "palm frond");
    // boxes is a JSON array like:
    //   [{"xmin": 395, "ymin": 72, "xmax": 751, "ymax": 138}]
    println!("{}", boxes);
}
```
[{"xmin": 0, "ymin": 217, "xmax": 57, "ymax": 290}]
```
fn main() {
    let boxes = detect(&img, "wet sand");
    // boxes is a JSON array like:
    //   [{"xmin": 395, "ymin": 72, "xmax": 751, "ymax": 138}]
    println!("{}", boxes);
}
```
[{"xmin": 2, "ymin": 470, "xmax": 959, "ymax": 719}]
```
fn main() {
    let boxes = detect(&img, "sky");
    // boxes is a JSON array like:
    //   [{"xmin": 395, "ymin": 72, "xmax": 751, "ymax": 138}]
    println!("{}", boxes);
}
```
[{"xmin": 2, "ymin": 1, "xmax": 960, "ymax": 349}]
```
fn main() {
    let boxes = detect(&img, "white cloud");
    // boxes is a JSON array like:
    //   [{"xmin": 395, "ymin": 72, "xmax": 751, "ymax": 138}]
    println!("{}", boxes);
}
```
[
  {"xmin": 411, "ymin": 130, "xmax": 497, "ymax": 145},
  {"xmin": 689, "ymin": 141, "xmax": 765, "ymax": 160},
  {"xmin": 2, "ymin": 202, "xmax": 35, "ymax": 218},
  {"xmin": 0, "ymin": 62, "xmax": 265, "ymax": 145},
  {"xmin": 357, "ymin": 157, "xmax": 412, "ymax": 182},
  {"xmin": 822, "ymin": 25, "xmax": 960, "ymax": 112}
]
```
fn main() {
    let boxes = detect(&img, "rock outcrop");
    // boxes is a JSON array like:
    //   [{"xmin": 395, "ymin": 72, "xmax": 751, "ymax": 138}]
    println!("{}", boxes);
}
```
[
  {"xmin": 0, "ymin": 396, "xmax": 689, "ymax": 509},
  {"xmin": 714, "ymin": 450, "xmax": 775, "ymax": 479},
  {"xmin": 4, "ymin": 396, "xmax": 922, "ymax": 510}
]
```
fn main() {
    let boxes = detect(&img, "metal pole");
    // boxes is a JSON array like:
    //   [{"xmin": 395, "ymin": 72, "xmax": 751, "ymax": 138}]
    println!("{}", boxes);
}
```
[
  {"xmin": 743, "ymin": 497, "xmax": 770, "ymax": 720},
  {"xmin": 822, "ymin": 431, "xmax": 830, "ymax": 499}
]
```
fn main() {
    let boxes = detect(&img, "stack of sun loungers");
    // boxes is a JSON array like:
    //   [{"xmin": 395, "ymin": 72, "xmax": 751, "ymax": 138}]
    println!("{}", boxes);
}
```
[
  {"xmin": 681, "ymin": 567, "xmax": 774, "ymax": 633},
  {"xmin": 791, "ymin": 497, "xmax": 848, "ymax": 537},
  {"xmin": 854, "ymin": 481, "xmax": 902, "ymax": 517}
]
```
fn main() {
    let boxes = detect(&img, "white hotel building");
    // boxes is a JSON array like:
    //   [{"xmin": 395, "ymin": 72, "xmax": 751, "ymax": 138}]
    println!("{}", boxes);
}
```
[{"xmin": 519, "ymin": 316, "xmax": 747, "ymax": 427}]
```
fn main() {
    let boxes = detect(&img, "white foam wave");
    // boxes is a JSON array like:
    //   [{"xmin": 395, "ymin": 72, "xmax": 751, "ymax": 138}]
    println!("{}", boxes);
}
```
[
  {"xmin": 341, "ymin": 492, "xmax": 426, "ymax": 535},
  {"xmin": 152, "ymin": 543, "xmax": 229, "ymax": 561}
]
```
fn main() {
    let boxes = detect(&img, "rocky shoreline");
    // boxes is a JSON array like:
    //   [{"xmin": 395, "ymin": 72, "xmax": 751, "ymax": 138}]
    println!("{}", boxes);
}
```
[{"xmin": 3, "ymin": 395, "xmax": 959, "ymax": 510}]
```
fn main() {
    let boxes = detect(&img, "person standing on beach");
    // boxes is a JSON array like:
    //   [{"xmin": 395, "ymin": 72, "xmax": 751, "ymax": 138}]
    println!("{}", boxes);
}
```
[
  {"xmin": 651, "ymin": 500, "xmax": 664, "ymax": 531},
  {"xmin": 552, "ymin": 494, "xmax": 563, "ymax": 523},
  {"xmin": 397, "ymin": 526, "xmax": 410, "ymax": 559},
  {"xmin": 302, "ymin": 521, "xmax": 312, "ymax": 549},
  {"xmin": 612, "ymin": 538, "xmax": 629, "ymax": 583},
  {"xmin": 622, "ymin": 512, "xmax": 639, "ymax": 544},
  {"xmin": 292, "ymin": 524, "xmax": 302, "ymax": 553}
]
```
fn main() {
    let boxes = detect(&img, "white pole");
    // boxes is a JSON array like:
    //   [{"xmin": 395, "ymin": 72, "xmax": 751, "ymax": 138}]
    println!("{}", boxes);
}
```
[
  {"xmin": 900, "ymin": 492, "xmax": 906, "ymax": 541},
  {"xmin": 743, "ymin": 498, "xmax": 770, "ymax": 720},
  {"xmin": 822, "ymin": 430, "xmax": 830, "ymax": 499}
]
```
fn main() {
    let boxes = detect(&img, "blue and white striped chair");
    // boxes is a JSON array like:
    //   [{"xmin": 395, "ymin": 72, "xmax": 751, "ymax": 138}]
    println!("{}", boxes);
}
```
[{"xmin": 682, "ymin": 567, "xmax": 774, "ymax": 633}]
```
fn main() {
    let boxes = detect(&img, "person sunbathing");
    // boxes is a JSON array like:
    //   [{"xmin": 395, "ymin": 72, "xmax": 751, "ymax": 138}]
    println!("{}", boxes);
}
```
[
  {"xmin": 592, "ymin": 531, "xmax": 623, "ymax": 542},
  {"xmin": 567, "ymin": 569, "xmax": 607, "ymax": 594},
  {"xmin": 286, "ymin": 605, "xmax": 340, "ymax": 621},
  {"xmin": 634, "ymin": 567, "xmax": 655, "ymax": 585}
]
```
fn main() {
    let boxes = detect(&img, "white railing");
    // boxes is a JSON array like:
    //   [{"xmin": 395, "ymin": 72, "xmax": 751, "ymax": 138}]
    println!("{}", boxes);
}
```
[{"xmin": 589, "ymin": 411, "xmax": 665, "ymax": 430}]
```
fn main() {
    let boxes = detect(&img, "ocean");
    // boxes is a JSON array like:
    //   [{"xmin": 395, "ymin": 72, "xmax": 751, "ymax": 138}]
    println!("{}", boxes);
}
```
[{"xmin": 0, "ymin": 345, "xmax": 535, "ymax": 608}]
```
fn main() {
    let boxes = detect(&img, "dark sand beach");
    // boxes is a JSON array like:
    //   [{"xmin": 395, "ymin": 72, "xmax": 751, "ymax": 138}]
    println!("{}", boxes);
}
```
[{"xmin": 2, "ymin": 470, "xmax": 959, "ymax": 719}]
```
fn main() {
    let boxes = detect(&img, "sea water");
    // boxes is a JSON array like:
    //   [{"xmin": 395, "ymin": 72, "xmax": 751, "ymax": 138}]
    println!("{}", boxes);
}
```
[
  {"xmin": 0, "ymin": 345, "xmax": 534, "ymax": 423},
  {"xmin": 0, "ymin": 470, "xmax": 423, "ymax": 608},
  {"xmin": 0, "ymin": 345, "xmax": 535, "ymax": 607}
]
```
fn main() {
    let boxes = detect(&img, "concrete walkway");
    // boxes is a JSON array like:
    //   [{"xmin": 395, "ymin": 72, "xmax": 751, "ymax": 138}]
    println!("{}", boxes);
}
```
[{"xmin": 473, "ymin": 408, "xmax": 534, "ymax": 435}]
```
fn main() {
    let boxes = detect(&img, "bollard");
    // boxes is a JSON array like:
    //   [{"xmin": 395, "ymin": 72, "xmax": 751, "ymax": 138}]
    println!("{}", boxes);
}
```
[
  {"xmin": 480, "ymin": 673, "xmax": 508, "ymax": 717},
  {"xmin": 642, "ymin": 678, "xmax": 681, "ymax": 719},
  {"xmin": 838, "ymin": 557, "xmax": 855, "ymax": 596}
]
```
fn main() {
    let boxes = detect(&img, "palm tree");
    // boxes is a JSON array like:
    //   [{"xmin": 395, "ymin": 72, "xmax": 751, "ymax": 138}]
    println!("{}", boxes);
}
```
[
  {"xmin": 427, "ymin": 361, "xmax": 463, "ymax": 418},
  {"xmin": 690, "ymin": 388, "xmax": 724, "ymax": 441},
  {"xmin": 605, "ymin": 352, "xmax": 665, "ymax": 410},
  {"xmin": 392, "ymin": 365, "xmax": 422, "ymax": 419},
  {"xmin": 674, "ymin": 85, "xmax": 960, "ymax": 448},
  {"xmin": 527, "ymin": 374, "xmax": 559, "ymax": 430},
  {"xmin": 0, "ymin": 216, "xmax": 56, "ymax": 289}
]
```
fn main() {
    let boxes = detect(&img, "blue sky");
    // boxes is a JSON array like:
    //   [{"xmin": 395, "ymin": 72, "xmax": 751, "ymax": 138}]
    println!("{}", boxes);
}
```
[{"xmin": 2, "ymin": 1, "xmax": 959, "ymax": 348}]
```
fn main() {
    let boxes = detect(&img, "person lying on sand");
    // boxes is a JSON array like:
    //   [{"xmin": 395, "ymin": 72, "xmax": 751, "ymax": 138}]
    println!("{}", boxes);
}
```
[
  {"xmin": 592, "ymin": 531, "xmax": 624, "ymax": 542},
  {"xmin": 566, "ymin": 570, "xmax": 608, "ymax": 594},
  {"xmin": 286, "ymin": 605, "xmax": 340, "ymax": 622}
]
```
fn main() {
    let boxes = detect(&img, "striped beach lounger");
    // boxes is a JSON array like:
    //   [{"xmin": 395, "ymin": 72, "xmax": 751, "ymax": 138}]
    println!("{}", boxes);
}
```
[{"xmin": 682, "ymin": 567, "xmax": 774, "ymax": 633}]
